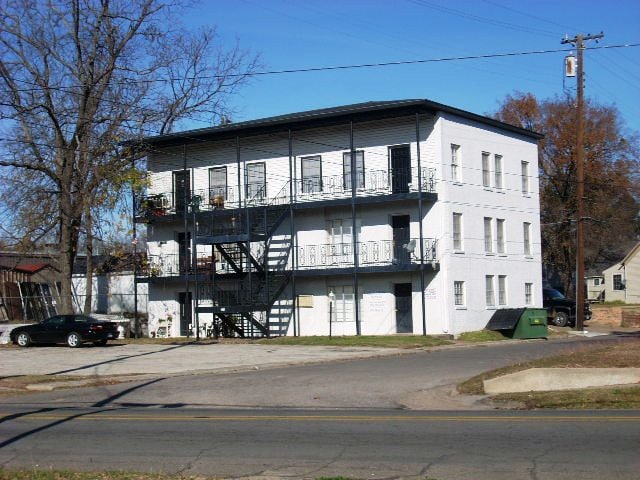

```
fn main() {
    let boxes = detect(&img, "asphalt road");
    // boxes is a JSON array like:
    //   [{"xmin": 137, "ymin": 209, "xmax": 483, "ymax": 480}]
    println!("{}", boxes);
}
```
[
  {"xmin": 1, "ymin": 337, "xmax": 639, "ymax": 479},
  {"xmin": 0, "ymin": 407, "xmax": 639, "ymax": 479}
]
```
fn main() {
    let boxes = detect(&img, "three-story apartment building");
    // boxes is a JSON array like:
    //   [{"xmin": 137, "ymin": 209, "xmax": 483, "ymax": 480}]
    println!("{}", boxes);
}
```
[{"xmin": 135, "ymin": 99, "xmax": 543, "ymax": 338}]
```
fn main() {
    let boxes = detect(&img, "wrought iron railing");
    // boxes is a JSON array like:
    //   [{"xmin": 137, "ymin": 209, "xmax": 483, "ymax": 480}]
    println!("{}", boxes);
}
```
[
  {"xmin": 135, "ymin": 167, "xmax": 437, "ymax": 221},
  {"xmin": 297, "ymin": 238, "xmax": 437, "ymax": 269}
]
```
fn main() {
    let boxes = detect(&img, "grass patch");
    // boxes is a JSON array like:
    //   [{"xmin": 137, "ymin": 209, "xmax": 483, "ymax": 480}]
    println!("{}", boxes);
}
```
[
  {"xmin": 255, "ymin": 335, "xmax": 452, "ymax": 348},
  {"xmin": 493, "ymin": 386, "xmax": 640, "ymax": 410},
  {"xmin": 457, "ymin": 339, "xmax": 640, "ymax": 409},
  {"xmin": 0, "ymin": 469, "xmax": 218, "ymax": 480},
  {"xmin": 457, "ymin": 330, "xmax": 506, "ymax": 342}
]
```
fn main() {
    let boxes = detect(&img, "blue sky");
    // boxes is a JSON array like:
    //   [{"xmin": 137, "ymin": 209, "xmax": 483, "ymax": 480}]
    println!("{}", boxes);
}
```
[{"xmin": 182, "ymin": 0, "xmax": 640, "ymax": 133}]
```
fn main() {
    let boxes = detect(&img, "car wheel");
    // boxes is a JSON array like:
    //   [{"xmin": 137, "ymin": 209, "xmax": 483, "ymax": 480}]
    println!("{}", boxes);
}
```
[
  {"xmin": 67, "ymin": 332, "xmax": 82, "ymax": 348},
  {"xmin": 93, "ymin": 339, "xmax": 108, "ymax": 346},
  {"xmin": 552, "ymin": 311, "xmax": 569, "ymax": 327},
  {"xmin": 15, "ymin": 331, "xmax": 31, "ymax": 347}
]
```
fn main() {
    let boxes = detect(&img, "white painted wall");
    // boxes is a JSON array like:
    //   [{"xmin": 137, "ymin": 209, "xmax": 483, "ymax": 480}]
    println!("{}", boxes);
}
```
[{"xmin": 72, "ymin": 273, "xmax": 148, "ymax": 314}]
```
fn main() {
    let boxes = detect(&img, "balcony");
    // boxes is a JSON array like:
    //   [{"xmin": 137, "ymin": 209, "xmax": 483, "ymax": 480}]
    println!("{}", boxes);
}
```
[
  {"xmin": 140, "ymin": 252, "xmax": 237, "ymax": 279},
  {"xmin": 292, "ymin": 167, "xmax": 435, "ymax": 205},
  {"xmin": 135, "ymin": 167, "xmax": 436, "ymax": 222},
  {"xmin": 296, "ymin": 238, "xmax": 438, "ymax": 274}
]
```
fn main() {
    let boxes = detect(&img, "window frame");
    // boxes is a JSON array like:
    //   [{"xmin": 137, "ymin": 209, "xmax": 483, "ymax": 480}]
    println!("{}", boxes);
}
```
[
  {"xmin": 246, "ymin": 162, "xmax": 266, "ymax": 201},
  {"xmin": 343, "ymin": 150, "xmax": 365, "ymax": 190},
  {"xmin": 301, "ymin": 155, "xmax": 323, "ymax": 194},
  {"xmin": 482, "ymin": 152, "xmax": 491, "ymax": 188},
  {"xmin": 485, "ymin": 275, "xmax": 495, "ymax": 307},
  {"xmin": 484, "ymin": 217, "xmax": 493, "ymax": 254},
  {"xmin": 496, "ymin": 218, "xmax": 506, "ymax": 254},
  {"xmin": 525, "ymin": 283, "xmax": 533, "ymax": 305},
  {"xmin": 451, "ymin": 144, "xmax": 461, "ymax": 183},
  {"xmin": 327, "ymin": 285, "xmax": 356, "ymax": 322},
  {"xmin": 454, "ymin": 281, "xmax": 465, "ymax": 307},
  {"xmin": 208, "ymin": 166, "xmax": 227, "ymax": 201},
  {"xmin": 523, "ymin": 222, "xmax": 532, "ymax": 256},
  {"xmin": 613, "ymin": 274, "xmax": 624, "ymax": 291},
  {"xmin": 453, "ymin": 212, "xmax": 463, "ymax": 251},
  {"xmin": 494, "ymin": 154, "xmax": 503, "ymax": 190},
  {"xmin": 498, "ymin": 275, "xmax": 507, "ymax": 305},
  {"xmin": 521, "ymin": 160, "xmax": 529, "ymax": 195}
]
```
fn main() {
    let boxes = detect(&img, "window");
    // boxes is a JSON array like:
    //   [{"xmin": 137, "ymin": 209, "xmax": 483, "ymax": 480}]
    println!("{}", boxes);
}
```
[
  {"xmin": 498, "ymin": 275, "xmax": 507, "ymax": 305},
  {"xmin": 328, "ymin": 285, "xmax": 355, "ymax": 322},
  {"xmin": 343, "ymin": 151, "xmax": 365, "ymax": 190},
  {"xmin": 613, "ymin": 274, "xmax": 624, "ymax": 290},
  {"xmin": 521, "ymin": 161, "xmax": 529, "ymax": 194},
  {"xmin": 453, "ymin": 213, "xmax": 463, "ymax": 251},
  {"xmin": 485, "ymin": 275, "xmax": 495, "ymax": 306},
  {"xmin": 525, "ymin": 283, "xmax": 533, "ymax": 305},
  {"xmin": 454, "ymin": 281, "xmax": 465, "ymax": 306},
  {"xmin": 482, "ymin": 152, "xmax": 491, "ymax": 187},
  {"xmin": 484, "ymin": 217, "xmax": 493, "ymax": 253},
  {"xmin": 327, "ymin": 219, "xmax": 359, "ymax": 264},
  {"xmin": 494, "ymin": 154, "xmax": 503, "ymax": 189},
  {"xmin": 451, "ymin": 144, "xmax": 461, "ymax": 182},
  {"xmin": 523, "ymin": 222, "xmax": 532, "ymax": 255},
  {"xmin": 496, "ymin": 219, "xmax": 505, "ymax": 254},
  {"xmin": 246, "ymin": 162, "xmax": 266, "ymax": 201},
  {"xmin": 209, "ymin": 167, "xmax": 227, "ymax": 201},
  {"xmin": 594, "ymin": 278, "xmax": 601, "ymax": 286},
  {"xmin": 301, "ymin": 156, "xmax": 322, "ymax": 193}
]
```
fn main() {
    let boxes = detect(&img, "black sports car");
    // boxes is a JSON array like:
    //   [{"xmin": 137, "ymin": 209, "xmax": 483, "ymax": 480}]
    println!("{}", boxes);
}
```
[{"xmin": 10, "ymin": 314, "xmax": 119, "ymax": 348}]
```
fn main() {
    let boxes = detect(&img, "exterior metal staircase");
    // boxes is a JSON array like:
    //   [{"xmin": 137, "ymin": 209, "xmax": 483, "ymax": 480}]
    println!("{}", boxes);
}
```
[{"xmin": 195, "ymin": 186, "xmax": 292, "ymax": 338}]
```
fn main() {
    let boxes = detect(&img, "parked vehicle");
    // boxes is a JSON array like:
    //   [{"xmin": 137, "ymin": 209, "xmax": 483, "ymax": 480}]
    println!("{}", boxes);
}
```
[
  {"xmin": 543, "ymin": 288, "xmax": 592, "ymax": 327},
  {"xmin": 10, "ymin": 314, "xmax": 119, "ymax": 348}
]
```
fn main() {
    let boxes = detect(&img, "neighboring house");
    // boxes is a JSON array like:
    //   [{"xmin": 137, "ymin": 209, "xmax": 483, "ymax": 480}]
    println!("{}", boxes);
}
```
[
  {"xmin": 72, "ymin": 255, "xmax": 148, "ymax": 315},
  {"xmin": 602, "ymin": 242, "xmax": 640, "ymax": 304},
  {"xmin": 135, "ymin": 99, "xmax": 543, "ymax": 338},
  {"xmin": 0, "ymin": 253, "xmax": 60, "ymax": 322},
  {"xmin": 585, "ymin": 275, "xmax": 605, "ymax": 302}
]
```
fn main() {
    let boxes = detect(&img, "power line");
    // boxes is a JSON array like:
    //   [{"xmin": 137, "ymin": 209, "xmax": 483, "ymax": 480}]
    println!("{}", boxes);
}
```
[{"xmin": 4, "ymin": 43, "xmax": 639, "ymax": 93}]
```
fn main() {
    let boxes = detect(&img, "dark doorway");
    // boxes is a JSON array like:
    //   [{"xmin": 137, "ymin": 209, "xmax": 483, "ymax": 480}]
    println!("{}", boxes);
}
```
[
  {"xmin": 178, "ymin": 291, "xmax": 193, "ymax": 336},
  {"xmin": 390, "ymin": 145, "xmax": 411, "ymax": 193},
  {"xmin": 173, "ymin": 170, "xmax": 190, "ymax": 213},
  {"xmin": 177, "ymin": 232, "xmax": 192, "ymax": 274},
  {"xmin": 392, "ymin": 215, "xmax": 411, "ymax": 264},
  {"xmin": 394, "ymin": 283, "xmax": 413, "ymax": 333}
]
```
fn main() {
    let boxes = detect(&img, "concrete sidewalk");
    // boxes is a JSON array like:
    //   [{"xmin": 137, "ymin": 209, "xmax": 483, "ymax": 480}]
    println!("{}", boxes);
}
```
[{"xmin": 0, "ymin": 342, "xmax": 408, "ymax": 378}]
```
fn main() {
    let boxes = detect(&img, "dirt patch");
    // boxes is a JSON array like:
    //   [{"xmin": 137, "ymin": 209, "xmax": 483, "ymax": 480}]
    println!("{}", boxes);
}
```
[{"xmin": 0, "ymin": 374, "xmax": 143, "ymax": 397}]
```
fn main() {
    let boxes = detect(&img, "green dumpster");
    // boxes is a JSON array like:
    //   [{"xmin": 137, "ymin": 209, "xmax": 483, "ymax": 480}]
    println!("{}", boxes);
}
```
[{"xmin": 486, "ymin": 308, "xmax": 548, "ymax": 339}]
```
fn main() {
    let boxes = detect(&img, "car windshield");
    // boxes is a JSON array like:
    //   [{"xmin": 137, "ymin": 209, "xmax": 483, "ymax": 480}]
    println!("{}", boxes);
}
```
[{"xmin": 546, "ymin": 288, "xmax": 566, "ymax": 300}]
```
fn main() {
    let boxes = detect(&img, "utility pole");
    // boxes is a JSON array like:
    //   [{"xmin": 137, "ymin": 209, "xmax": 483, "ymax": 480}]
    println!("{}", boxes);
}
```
[{"xmin": 561, "ymin": 32, "xmax": 604, "ymax": 331}]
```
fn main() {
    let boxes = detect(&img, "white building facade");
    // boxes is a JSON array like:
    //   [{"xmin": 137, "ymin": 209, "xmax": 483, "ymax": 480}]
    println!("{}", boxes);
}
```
[{"xmin": 136, "ymin": 100, "xmax": 543, "ymax": 338}]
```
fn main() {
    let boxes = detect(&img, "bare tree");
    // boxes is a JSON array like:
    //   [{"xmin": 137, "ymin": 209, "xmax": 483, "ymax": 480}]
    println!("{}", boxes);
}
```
[{"xmin": 0, "ymin": 0, "xmax": 258, "ymax": 312}]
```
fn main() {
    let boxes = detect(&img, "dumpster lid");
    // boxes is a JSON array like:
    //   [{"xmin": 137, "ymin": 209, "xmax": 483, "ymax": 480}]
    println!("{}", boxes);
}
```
[{"xmin": 486, "ymin": 308, "xmax": 527, "ymax": 330}]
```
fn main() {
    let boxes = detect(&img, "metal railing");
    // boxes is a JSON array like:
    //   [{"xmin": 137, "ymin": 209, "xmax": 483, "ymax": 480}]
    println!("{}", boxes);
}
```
[
  {"xmin": 297, "ymin": 238, "xmax": 437, "ymax": 270},
  {"xmin": 292, "ymin": 167, "xmax": 435, "ymax": 203},
  {"xmin": 135, "ymin": 167, "xmax": 437, "ymax": 220}
]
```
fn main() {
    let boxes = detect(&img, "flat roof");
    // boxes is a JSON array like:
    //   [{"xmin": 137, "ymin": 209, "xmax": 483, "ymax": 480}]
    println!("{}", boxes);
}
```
[{"xmin": 139, "ymin": 99, "xmax": 543, "ymax": 148}]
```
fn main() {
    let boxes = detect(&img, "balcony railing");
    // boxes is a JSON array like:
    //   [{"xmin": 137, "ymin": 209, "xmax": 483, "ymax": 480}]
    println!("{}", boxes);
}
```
[
  {"xmin": 297, "ymin": 238, "xmax": 438, "ymax": 270},
  {"xmin": 141, "ymin": 253, "xmax": 232, "ymax": 277},
  {"xmin": 136, "ymin": 167, "xmax": 436, "ymax": 220},
  {"xmin": 292, "ymin": 167, "xmax": 435, "ymax": 203}
]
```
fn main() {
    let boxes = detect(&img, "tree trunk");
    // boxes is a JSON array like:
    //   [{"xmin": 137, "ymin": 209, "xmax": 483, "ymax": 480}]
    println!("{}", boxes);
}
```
[{"xmin": 83, "ymin": 208, "xmax": 94, "ymax": 315}]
